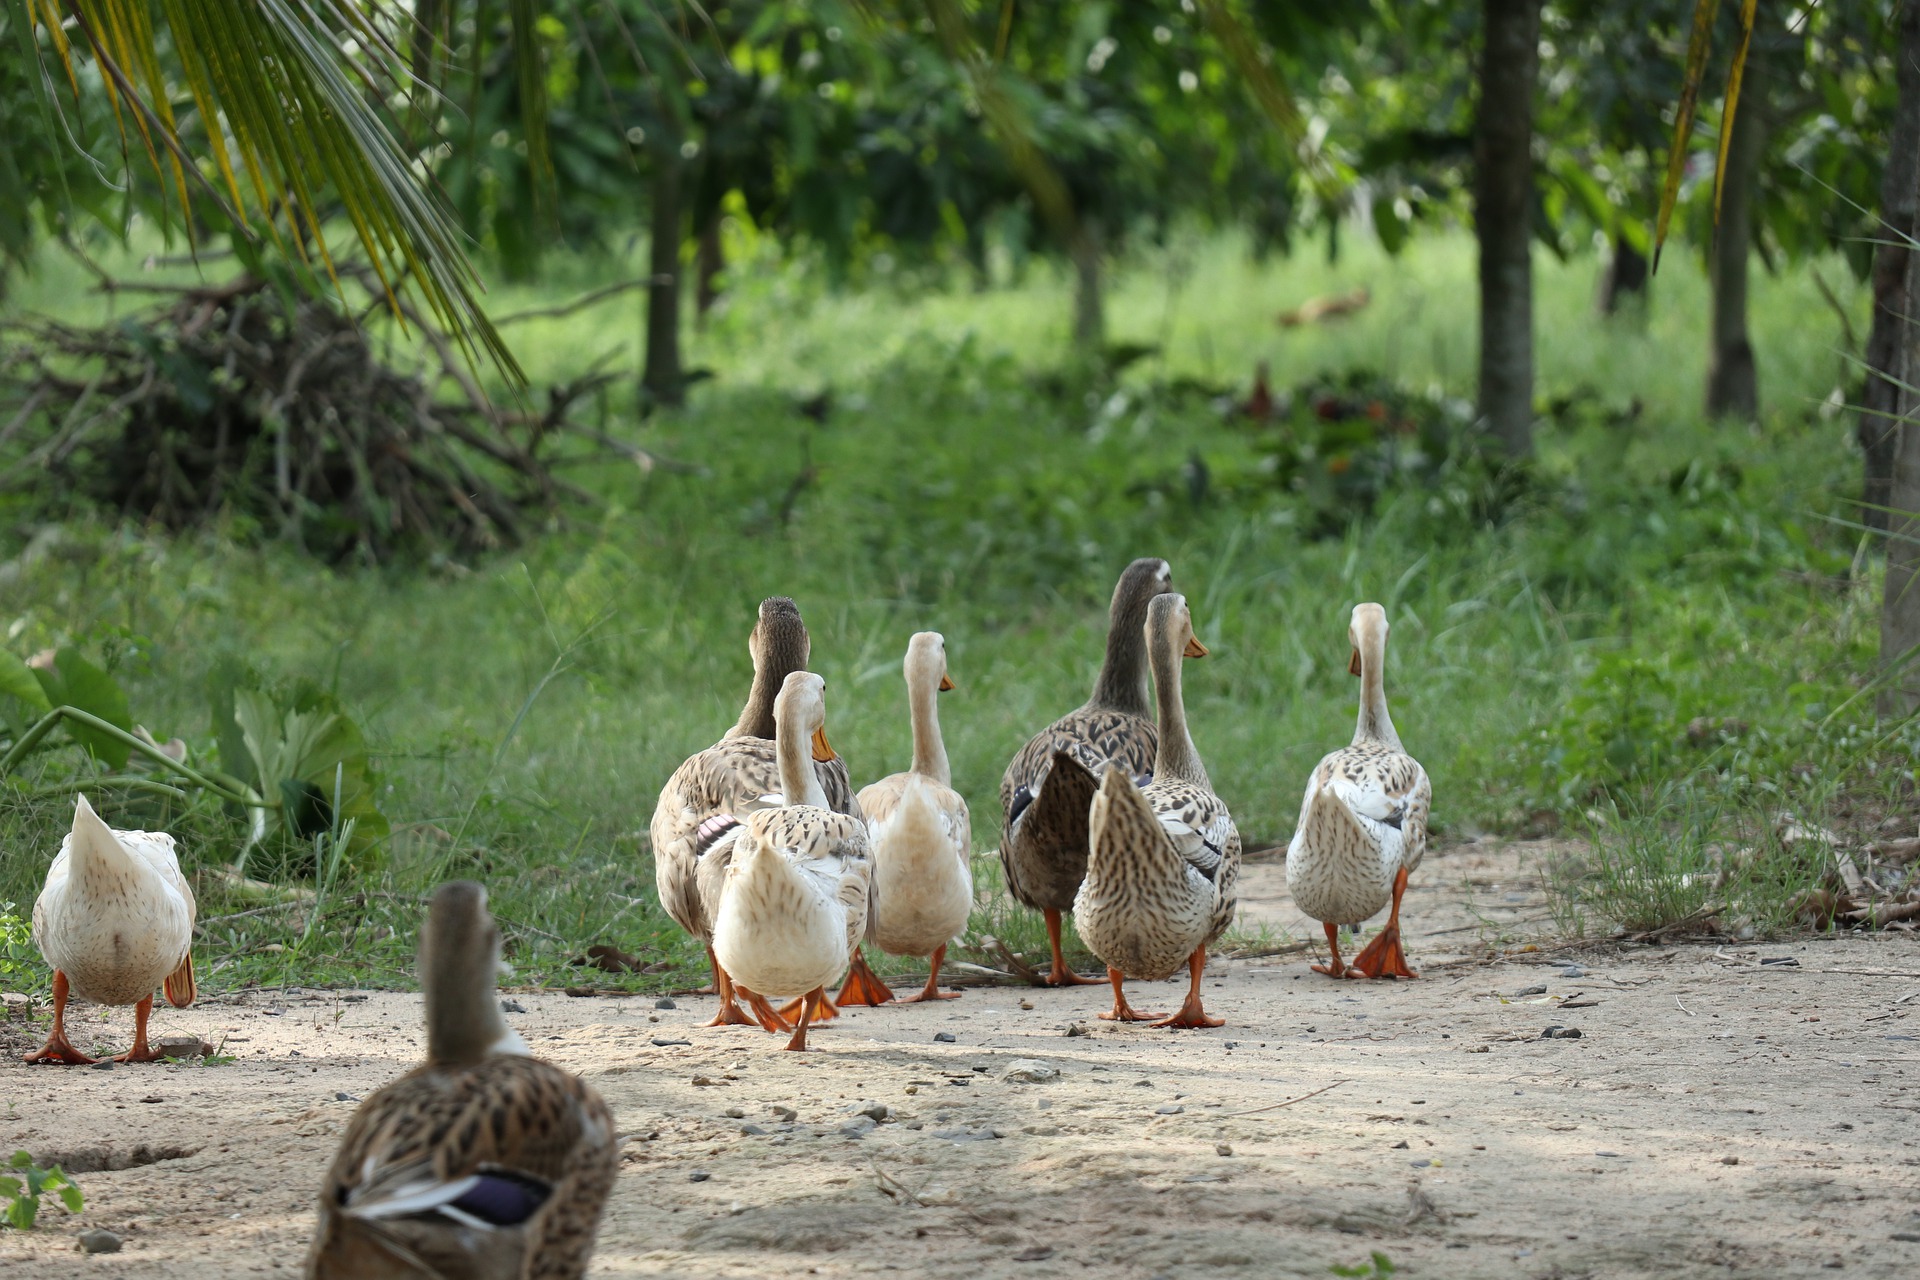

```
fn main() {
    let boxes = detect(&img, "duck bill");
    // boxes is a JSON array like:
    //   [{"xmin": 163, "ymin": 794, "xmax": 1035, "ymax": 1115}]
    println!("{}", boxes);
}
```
[
  {"xmin": 810, "ymin": 727, "xmax": 837, "ymax": 763},
  {"xmin": 1348, "ymin": 647, "xmax": 1363, "ymax": 677},
  {"xmin": 939, "ymin": 673, "xmax": 956, "ymax": 692},
  {"xmin": 1184, "ymin": 636, "xmax": 1209, "ymax": 659}
]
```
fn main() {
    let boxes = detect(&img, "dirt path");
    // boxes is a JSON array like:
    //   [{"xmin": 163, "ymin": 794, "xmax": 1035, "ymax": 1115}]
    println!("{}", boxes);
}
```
[{"xmin": 2, "ymin": 840, "xmax": 1917, "ymax": 1279}]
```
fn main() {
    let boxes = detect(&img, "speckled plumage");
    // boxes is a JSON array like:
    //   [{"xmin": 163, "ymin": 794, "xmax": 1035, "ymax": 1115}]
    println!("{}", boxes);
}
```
[
  {"xmin": 307, "ymin": 883, "xmax": 616, "ymax": 1280},
  {"xmin": 999, "ymin": 559, "xmax": 1171, "ymax": 918},
  {"xmin": 1077, "ymin": 594, "xmax": 1239, "ymax": 1027}
]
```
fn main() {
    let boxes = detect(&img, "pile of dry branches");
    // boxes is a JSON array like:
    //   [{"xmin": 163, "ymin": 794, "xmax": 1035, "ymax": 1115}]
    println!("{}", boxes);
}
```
[{"xmin": 0, "ymin": 269, "xmax": 643, "ymax": 562}]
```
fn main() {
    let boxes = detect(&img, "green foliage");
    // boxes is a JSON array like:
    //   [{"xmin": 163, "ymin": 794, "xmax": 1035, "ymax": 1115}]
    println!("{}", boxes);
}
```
[
  {"xmin": 1330, "ymin": 1252, "xmax": 1396, "ymax": 1278},
  {"xmin": 0, "ymin": 1150, "xmax": 82, "ymax": 1230},
  {"xmin": 209, "ymin": 664, "xmax": 389, "ymax": 871},
  {"xmin": 0, "ymin": 900, "xmax": 37, "ymax": 993},
  {"xmin": 24, "ymin": 649, "xmax": 132, "ymax": 768}
]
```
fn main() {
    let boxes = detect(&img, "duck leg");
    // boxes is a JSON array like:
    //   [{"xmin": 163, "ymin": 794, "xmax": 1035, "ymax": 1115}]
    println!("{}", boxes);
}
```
[
  {"xmin": 777, "ymin": 992, "xmax": 840, "ymax": 1024},
  {"xmin": 1310, "ymin": 921, "xmax": 1347, "ymax": 978},
  {"xmin": 1347, "ymin": 867, "xmax": 1418, "ymax": 980},
  {"xmin": 113, "ymin": 995, "xmax": 165, "ymax": 1064},
  {"xmin": 1040, "ymin": 909, "xmax": 1101, "ymax": 986},
  {"xmin": 24, "ymin": 971, "xmax": 96, "ymax": 1065},
  {"xmin": 1096, "ymin": 966, "xmax": 1164, "ymax": 1022},
  {"xmin": 835, "ymin": 949, "xmax": 896, "ymax": 1006},
  {"xmin": 784, "ymin": 986, "xmax": 827, "ymax": 1051},
  {"xmin": 703, "ymin": 948, "xmax": 765, "ymax": 1028},
  {"xmin": 895, "ymin": 945, "xmax": 963, "ymax": 1004},
  {"xmin": 1149, "ymin": 947, "xmax": 1225, "ymax": 1029}
]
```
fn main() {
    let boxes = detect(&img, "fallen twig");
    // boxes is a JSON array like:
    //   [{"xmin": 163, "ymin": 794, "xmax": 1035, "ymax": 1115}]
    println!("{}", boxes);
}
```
[{"xmin": 1225, "ymin": 1078, "xmax": 1351, "ymax": 1117}]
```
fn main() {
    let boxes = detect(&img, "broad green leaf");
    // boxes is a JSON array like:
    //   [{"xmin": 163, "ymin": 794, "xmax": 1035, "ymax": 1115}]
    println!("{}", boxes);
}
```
[
  {"xmin": 0, "ymin": 651, "xmax": 52, "ymax": 717},
  {"xmin": 30, "ymin": 650, "xmax": 132, "ymax": 768}
]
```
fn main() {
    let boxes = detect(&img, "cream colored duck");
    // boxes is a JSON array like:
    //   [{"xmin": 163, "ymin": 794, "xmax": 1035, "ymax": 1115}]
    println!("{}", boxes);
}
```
[
  {"xmin": 711, "ymin": 672, "xmax": 873, "ymax": 1050},
  {"xmin": 1078, "ymin": 593, "xmax": 1239, "ymax": 1028},
  {"xmin": 999, "ymin": 557, "xmax": 1171, "ymax": 986},
  {"xmin": 307, "ymin": 880, "xmax": 617, "ymax": 1280},
  {"xmin": 1286, "ymin": 602, "xmax": 1431, "ymax": 980},
  {"xmin": 651, "ymin": 597, "xmax": 861, "ymax": 1031},
  {"xmin": 846, "ymin": 632, "xmax": 970, "ymax": 1006},
  {"xmin": 27, "ymin": 794, "xmax": 195, "ymax": 1065}
]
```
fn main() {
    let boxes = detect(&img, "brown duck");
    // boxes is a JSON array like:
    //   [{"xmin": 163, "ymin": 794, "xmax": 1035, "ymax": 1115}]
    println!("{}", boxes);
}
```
[
  {"xmin": 306, "ymin": 881, "xmax": 617, "ymax": 1279},
  {"xmin": 998, "ymin": 558, "xmax": 1171, "ymax": 986},
  {"xmin": 651, "ymin": 597, "xmax": 862, "ymax": 1029}
]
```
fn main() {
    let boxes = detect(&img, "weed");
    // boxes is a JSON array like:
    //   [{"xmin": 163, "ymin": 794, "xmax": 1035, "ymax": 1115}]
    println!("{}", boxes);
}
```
[
  {"xmin": 1330, "ymin": 1252, "xmax": 1396, "ymax": 1278},
  {"xmin": 0, "ymin": 1150, "xmax": 82, "ymax": 1230}
]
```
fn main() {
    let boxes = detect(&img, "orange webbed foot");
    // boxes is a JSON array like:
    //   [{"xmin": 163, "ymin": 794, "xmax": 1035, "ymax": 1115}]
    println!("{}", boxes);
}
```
[
  {"xmin": 24, "ymin": 1037, "xmax": 96, "ymax": 1066},
  {"xmin": 1347, "ymin": 926, "xmax": 1418, "ymax": 980},
  {"xmin": 1149, "ymin": 1001, "xmax": 1225, "ymax": 1030},
  {"xmin": 738, "ymin": 989, "xmax": 794, "ymax": 1033},
  {"xmin": 835, "ymin": 951, "xmax": 896, "ymax": 1007}
]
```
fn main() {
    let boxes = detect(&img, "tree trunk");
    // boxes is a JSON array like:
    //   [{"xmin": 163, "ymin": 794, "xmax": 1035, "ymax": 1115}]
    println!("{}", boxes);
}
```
[
  {"xmin": 1860, "ymin": 0, "xmax": 1920, "ymax": 531},
  {"xmin": 1705, "ymin": 55, "xmax": 1766, "ymax": 420},
  {"xmin": 1070, "ymin": 217, "xmax": 1104, "ymax": 353},
  {"xmin": 643, "ymin": 156, "xmax": 684, "ymax": 409},
  {"xmin": 1878, "ymin": 158, "xmax": 1920, "ymax": 716},
  {"xmin": 1597, "ymin": 229, "xmax": 1648, "ymax": 318},
  {"xmin": 695, "ymin": 217, "xmax": 723, "ymax": 330},
  {"xmin": 1473, "ymin": 0, "xmax": 1540, "ymax": 458}
]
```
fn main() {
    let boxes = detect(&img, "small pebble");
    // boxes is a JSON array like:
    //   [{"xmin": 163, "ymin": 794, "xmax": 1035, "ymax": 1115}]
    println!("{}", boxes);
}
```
[
  {"xmin": 688, "ymin": 1171, "xmax": 711, "ymax": 1182},
  {"xmin": 1392, "ymin": 1140, "xmax": 1410, "ymax": 1150},
  {"xmin": 724, "ymin": 1106, "xmax": 745, "ymax": 1119},
  {"xmin": 1595, "ymin": 1151, "xmax": 1622, "ymax": 1158},
  {"xmin": 771, "ymin": 1105, "xmax": 797, "ymax": 1121},
  {"xmin": 1467, "ymin": 1045, "xmax": 1490, "ymax": 1054},
  {"xmin": 852, "ymin": 1100, "xmax": 890, "ymax": 1122},
  {"xmin": 839, "ymin": 1117, "xmax": 876, "ymax": 1138},
  {"xmin": 1018, "ymin": 999, "xmax": 1034, "ymax": 1010},
  {"xmin": 500, "ymin": 999, "xmax": 526, "ymax": 1014},
  {"xmin": 933, "ymin": 1032, "xmax": 956, "ymax": 1043},
  {"xmin": 1721, "ymin": 1156, "xmax": 1740, "ymax": 1165},
  {"xmin": 1561, "ymin": 965, "xmax": 1588, "ymax": 978},
  {"xmin": 1155, "ymin": 1105, "xmax": 1184, "ymax": 1116},
  {"xmin": 89, "ymin": 1060, "xmax": 114, "ymax": 1072},
  {"xmin": 1215, "ymin": 1143, "xmax": 1233, "ymax": 1157},
  {"xmin": 335, "ymin": 1092, "xmax": 360, "ymax": 1103},
  {"xmin": 1514, "ymin": 984, "xmax": 1548, "ymax": 997},
  {"xmin": 1410, "ymin": 1159, "xmax": 1431, "ymax": 1168},
  {"xmin": 75, "ymin": 1229, "xmax": 122, "ymax": 1254},
  {"xmin": 655, "ymin": 998, "xmax": 677, "ymax": 1010},
  {"xmin": 1013, "ymin": 1246, "xmax": 1055, "ymax": 1262},
  {"xmin": 738, "ymin": 1123, "xmax": 767, "ymax": 1137},
  {"xmin": 1064, "ymin": 1024, "xmax": 1089, "ymax": 1038},
  {"xmin": 651, "ymin": 1037, "xmax": 692, "ymax": 1047}
]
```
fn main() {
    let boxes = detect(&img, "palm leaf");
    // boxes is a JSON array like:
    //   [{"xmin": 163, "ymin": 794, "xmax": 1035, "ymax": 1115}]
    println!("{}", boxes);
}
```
[
  {"xmin": 15, "ymin": 1, "xmax": 524, "ymax": 386},
  {"xmin": 1652, "ymin": 0, "xmax": 1755, "ymax": 272}
]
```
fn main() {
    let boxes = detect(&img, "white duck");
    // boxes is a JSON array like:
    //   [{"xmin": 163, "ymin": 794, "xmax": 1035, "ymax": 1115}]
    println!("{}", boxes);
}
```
[
  {"xmin": 1078, "ymin": 593, "xmax": 1239, "ymax": 1027},
  {"xmin": 1285, "ymin": 603, "xmax": 1431, "ymax": 980},
  {"xmin": 711, "ymin": 672, "xmax": 873, "ymax": 1050},
  {"xmin": 849, "ymin": 632, "xmax": 971, "ymax": 1005},
  {"xmin": 27, "ymin": 794, "xmax": 196, "ymax": 1064},
  {"xmin": 308, "ymin": 881, "xmax": 617, "ymax": 1279}
]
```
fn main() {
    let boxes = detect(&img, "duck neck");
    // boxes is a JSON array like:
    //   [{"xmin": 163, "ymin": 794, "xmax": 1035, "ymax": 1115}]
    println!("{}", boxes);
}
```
[
  {"xmin": 908, "ymin": 673, "xmax": 950, "ymax": 786},
  {"xmin": 424, "ymin": 945, "xmax": 510, "ymax": 1067},
  {"xmin": 1150, "ymin": 636, "xmax": 1208, "ymax": 788},
  {"xmin": 1091, "ymin": 600, "xmax": 1152, "ymax": 717},
  {"xmin": 1354, "ymin": 631, "xmax": 1401, "ymax": 750},
  {"xmin": 777, "ymin": 718, "xmax": 831, "ymax": 808}
]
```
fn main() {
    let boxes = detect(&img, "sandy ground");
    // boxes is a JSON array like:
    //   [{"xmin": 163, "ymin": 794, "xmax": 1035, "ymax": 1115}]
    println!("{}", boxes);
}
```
[{"xmin": 2, "ymin": 838, "xmax": 1918, "ymax": 1279}]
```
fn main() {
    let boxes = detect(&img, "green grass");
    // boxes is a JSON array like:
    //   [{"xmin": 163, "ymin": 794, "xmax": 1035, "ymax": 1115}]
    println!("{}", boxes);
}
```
[{"xmin": 0, "ymin": 227, "xmax": 1892, "ymax": 988}]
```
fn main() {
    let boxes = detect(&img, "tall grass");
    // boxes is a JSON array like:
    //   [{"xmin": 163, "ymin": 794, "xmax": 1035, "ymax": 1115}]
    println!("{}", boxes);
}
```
[{"xmin": 0, "ymin": 228, "xmax": 1885, "ymax": 982}]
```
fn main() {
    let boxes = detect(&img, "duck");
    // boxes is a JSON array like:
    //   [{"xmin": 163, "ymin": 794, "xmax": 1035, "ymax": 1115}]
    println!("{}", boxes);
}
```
[
  {"xmin": 999, "ymin": 557, "xmax": 1171, "ymax": 986},
  {"xmin": 26, "ymin": 794, "xmax": 195, "ymax": 1065},
  {"xmin": 1285, "ymin": 602, "xmax": 1430, "ymax": 980},
  {"xmin": 306, "ymin": 880, "xmax": 617, "ymax": 1279},
  {"xmin": 848, "ymin": 632, "xmax": 971, "ymax": 1005},
  {"xmin": 711, "ymin": 672, "xmax": 873, "ymax": 1050},
  {"xmin": 651, "ymin": 596, "xmax": 861, "ymax": 1030},
  {"xmin": 1078, "ymin": 593, "xmax": 1239, "ymax": 1028}
]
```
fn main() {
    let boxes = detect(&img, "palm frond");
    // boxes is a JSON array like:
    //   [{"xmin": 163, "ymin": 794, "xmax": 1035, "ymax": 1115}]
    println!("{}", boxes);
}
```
[{"xmin": 14, "ymin": 0, "xmax": 522, "ymax": 385}]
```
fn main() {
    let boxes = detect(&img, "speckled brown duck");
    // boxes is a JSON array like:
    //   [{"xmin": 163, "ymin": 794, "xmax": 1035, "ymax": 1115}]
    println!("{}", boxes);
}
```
[
  {"xmin": 998, "ymin": 558, "xmax": 1171, "ymax": 986},
  {"xmin": 1285, "ymin": 602, "xmax": 1431, "ymax": 980},
  {"xmin": 651, "ymin": 597, "xmax": 862, "ymax": 1030},
  {"xmin": 1078, "ymin": 593, "xmax": 1239, "ymax": 1028},
  {"xmin": 306, "ymin": 881, "xmax": 617, "ymax": 1280}
]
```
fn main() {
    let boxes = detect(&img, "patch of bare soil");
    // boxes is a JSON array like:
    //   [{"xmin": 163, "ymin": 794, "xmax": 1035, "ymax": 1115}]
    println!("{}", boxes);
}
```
[{"xmin": 1, "ymin": 840, "xmax": 1917, "ymax": 1279}]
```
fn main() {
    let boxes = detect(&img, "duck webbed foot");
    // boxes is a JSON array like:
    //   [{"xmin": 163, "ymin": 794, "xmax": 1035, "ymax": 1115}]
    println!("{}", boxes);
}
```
[
  {"xmin": 1310, "ymin": 921, "xmax": 1348, "ymax": 978},
  {"xmin": 1347, "ymin": 867, "xmax": 1418, "ymax": 980},
  {"xmin": 1040, "ymin": 909, "xmax": 1102, "ymax": 986},
  {"xmin": 894, "ymin": 946, "xmax": 963, "ymax": 1003},
  {"xmin": 1148, "ymin": 948, "xmax": 1224, "ymax": 1029},
  {"xmin": 835, "ymin": 950, "xmax": 895, "ymax": 1006},
  {"xmin": 1096, "ymin": 967, "xmax": 1165, "ymax": 1022}
]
